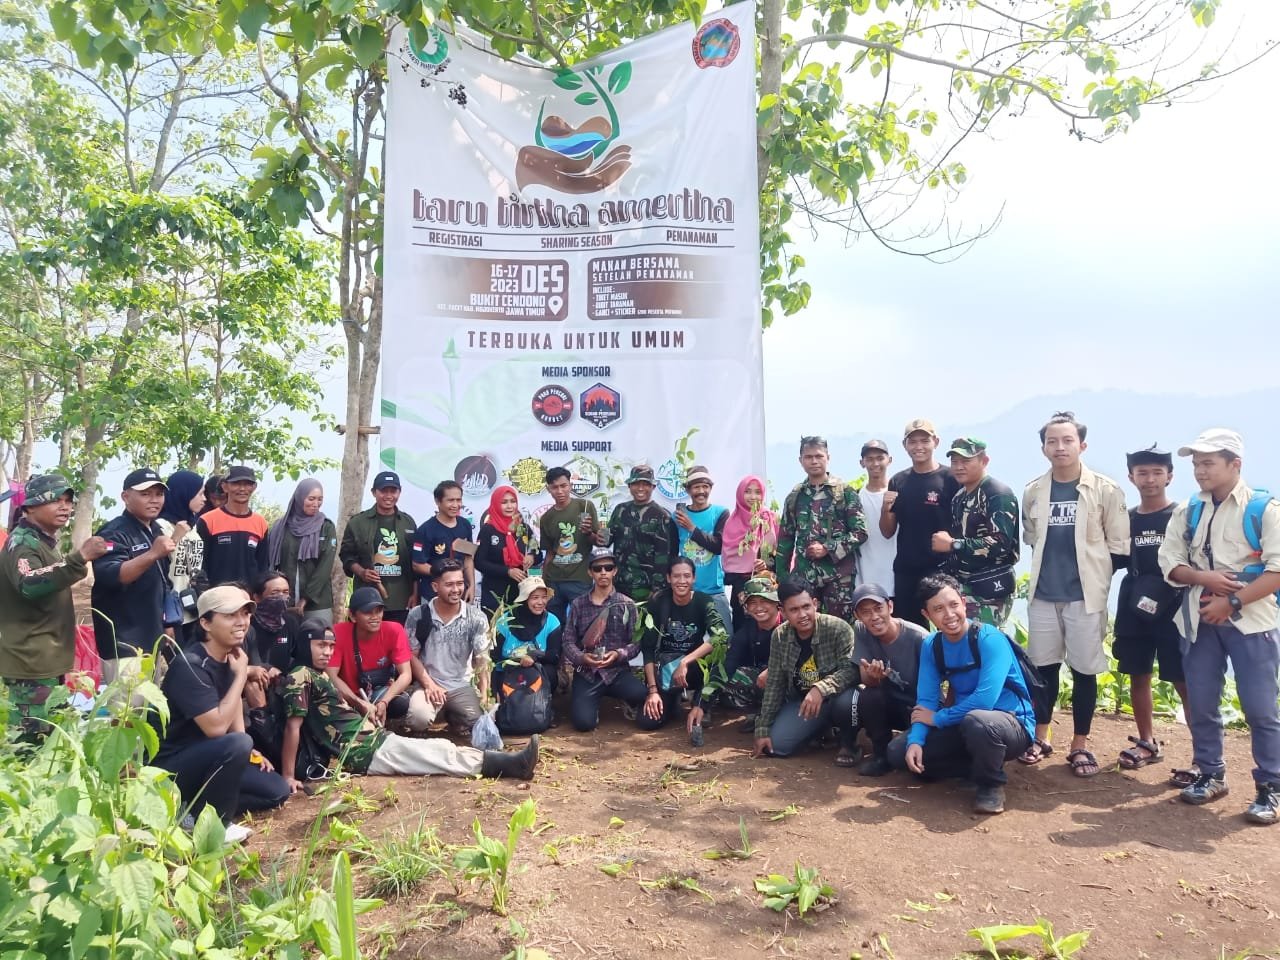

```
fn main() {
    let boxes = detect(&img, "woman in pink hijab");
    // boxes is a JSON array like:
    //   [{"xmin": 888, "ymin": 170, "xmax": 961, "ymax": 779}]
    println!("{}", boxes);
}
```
[{"xmin": 721, "ymin": 475, "xmax": 778, "ymax": 630}]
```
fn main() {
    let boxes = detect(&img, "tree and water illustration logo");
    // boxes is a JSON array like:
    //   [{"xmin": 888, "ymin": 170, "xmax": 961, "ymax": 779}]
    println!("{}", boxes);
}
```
[{"xmin": 516, "ymin": 62, "xmax": 634, "ymax": 195}]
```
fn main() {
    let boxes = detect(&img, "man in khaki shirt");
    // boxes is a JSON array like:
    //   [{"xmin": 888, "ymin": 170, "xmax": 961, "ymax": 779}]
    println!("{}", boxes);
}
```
[
  {"xmin": 1158, "ymin": 428, "xmax": 1280, "ymax": 824},
  {"xmin": 1021, "ymin": 412, "xmax": 1128, "ymax": 778}
]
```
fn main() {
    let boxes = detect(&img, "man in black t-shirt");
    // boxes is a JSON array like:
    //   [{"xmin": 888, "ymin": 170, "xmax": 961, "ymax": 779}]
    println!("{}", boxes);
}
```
[
  {"xmin": 1115, "ymin": 445, "xmax": 1187, "ymax": 772},
  {"xmin": 155, "ymin": 585, "xmax": 289, "ymax": 841},
  {"xmin": 880, "ymin": 418, "xmax": 959, "ymax": 626}
]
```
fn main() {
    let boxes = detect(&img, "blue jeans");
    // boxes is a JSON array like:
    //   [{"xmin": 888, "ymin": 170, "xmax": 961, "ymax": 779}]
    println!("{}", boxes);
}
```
[
  {"xmin": 548, "ymin": 580, "xmax": 590, "ymax": 628},
  {"xmin": 1183, "ymin": 622, "xmax": 1280, "ymax": 785},
  {"xmin": 767, "ymin": 688, "xmax": 856, "ymax": 757},
  {"xmin": 570, "ymin": 670, "xmax": 647, "ymax": 732}
]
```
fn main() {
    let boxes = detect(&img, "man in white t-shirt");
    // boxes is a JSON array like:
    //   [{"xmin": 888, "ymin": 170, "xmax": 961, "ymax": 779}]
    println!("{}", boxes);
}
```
[{"xmin": 855, "ymin": 440, "xmax": 898, "ymax": 597}]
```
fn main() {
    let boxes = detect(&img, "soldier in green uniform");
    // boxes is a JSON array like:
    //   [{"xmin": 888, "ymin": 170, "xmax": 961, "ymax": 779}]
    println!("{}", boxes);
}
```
[
  {"xmin": 774, "ymin": 437, "xmax": 868, "ymax": 621},
  {"xmin": 0, "ymin": 475, "xmax": 109, "ymax": 737},
  {"xmin": 599, "ymin": 465, "xmax": 679, "ymax": 603},
  {"xmin": 930, "ymin": 438, "xmax": 1020, "ymax": 626}
]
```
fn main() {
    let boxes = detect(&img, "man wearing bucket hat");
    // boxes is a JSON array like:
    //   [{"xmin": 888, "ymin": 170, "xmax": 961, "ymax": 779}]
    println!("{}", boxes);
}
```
[
  {"xmin": 598, "ymin": 465, "xmax": 678, "ymax": 603},
  {"xmin": 1160, "ymin": 428, "xmax": 1280, "ymax": 824},
  {"xmin": 0, "ymin": 474, "xmax": 109, "ymax": 736},
  {"xmin": 674, "ymin": 465, "xmax": 732, "ymax": 626}
]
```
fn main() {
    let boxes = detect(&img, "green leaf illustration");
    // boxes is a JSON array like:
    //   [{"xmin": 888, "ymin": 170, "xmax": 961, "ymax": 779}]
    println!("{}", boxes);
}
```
[
  {"xmin": 574, "ymin": 90, "xmax": 599, "ymax": 106},
  {"xmin": 553, "ymin": 69, "xmax": 583, "ymax": 90},
  {"xmin": 458, "ymin": 361, "xmax": 540, "ymax": 448},
  {"xmin": 608, "ymin": 62, "xmax": 631, "ymax": 95}
]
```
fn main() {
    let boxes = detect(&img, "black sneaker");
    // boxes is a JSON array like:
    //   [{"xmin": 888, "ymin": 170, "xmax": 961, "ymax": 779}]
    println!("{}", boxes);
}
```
[
  {"xmin": 1245, "ymin": 782, "xmax": 1279, "ymax": 825},
  {"xmin": 973, "ymin": 785, "xmax": 1006, "ymax": 815},
  {"xmin": 1180, "ymin": 772, "xmax": 1229, "ymax": 805},
  {"xmin": 858, "ymin": 756, "xmax": 892, "ymax": 777}
]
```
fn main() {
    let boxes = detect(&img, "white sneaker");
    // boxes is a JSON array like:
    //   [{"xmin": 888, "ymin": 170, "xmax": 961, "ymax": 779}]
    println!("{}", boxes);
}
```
[{"xmin": 224, "ymin": 822, "xmax": 253, "ymax": 844}]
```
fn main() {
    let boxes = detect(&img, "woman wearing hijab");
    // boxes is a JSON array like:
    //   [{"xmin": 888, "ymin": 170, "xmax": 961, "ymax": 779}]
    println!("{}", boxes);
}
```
[
  {"xmin": 721, "ymin": 475, "xmax": 779, "ymax": 631},
  {"xmin": 267, "ymin": 478, "xmax": 337, "ymax": 625},
  {"xmin": 157, "ymin": 470, "xmax": 207, "ymax": 643},
  {"xmin": 493, "ymin": 575, "xmax": 562, "ymax": 695},
  {"xmin": 474, "ymin": 485, "xmax": 539, "ymax": 615}
]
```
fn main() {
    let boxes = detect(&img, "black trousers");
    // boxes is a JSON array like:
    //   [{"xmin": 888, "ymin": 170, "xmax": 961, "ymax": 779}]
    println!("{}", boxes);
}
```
[
  {"xmin": 156, "ymin": 732, "xmax": 289, "ymax": 823},
  {"xmin": 835, "ymin": 684, "xmax": 913, "ymax": 755},
  {"xmin": 887, "ymin": 710, "xmax": 1031, "ymax": 787}
]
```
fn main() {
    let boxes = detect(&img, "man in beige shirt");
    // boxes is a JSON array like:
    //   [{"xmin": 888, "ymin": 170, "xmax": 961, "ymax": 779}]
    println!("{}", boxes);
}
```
[
  {"xmin": 1021, "ymin": 412, "xmax": 1128, "ymax": 778},
  {"xmin": 1158, "ymin": 428, "xmax": 1280, "ymax": 825}
]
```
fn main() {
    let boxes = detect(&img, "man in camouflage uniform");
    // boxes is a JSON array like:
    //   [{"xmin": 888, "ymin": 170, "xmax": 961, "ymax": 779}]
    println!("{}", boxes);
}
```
[
  {"xmin": 931, "ymin": 438, "xmax": 1020, "ymax": 626},
  {"xmin": 599, "ymin": 465, "xmax": 678, "ymax": 602},
  {"xmin": 774, "ymin": 437, "xmax": 868, "ymax": 621},
  {"xmin": 0, "ymin": 475, "xmax": 109, "ymax": 737}
]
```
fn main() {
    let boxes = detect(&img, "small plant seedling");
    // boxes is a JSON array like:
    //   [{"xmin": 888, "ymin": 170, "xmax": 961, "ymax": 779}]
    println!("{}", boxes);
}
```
[
  {"xmin": 597, "ymin": 860, "xmax": 633, "ymax": 877},
  {"xmin": 762, "ymin": 804, "xmax": 801, "ymax": 821},
  {"xmin": 542, "ymin": 843, "xmax": 561, "ymax": 864},
  {"xmin": 608, "ymin": 816, "xmax": 625, "ymax": 829},
  {"xmin": 453, "ymin": 798, "xmax": 538, "ymax": 916},
  {"xmin": 754, "ymin": 863, "xmax": 836, "ymax": 917},
  {"xmin": 968, "ymin": 918, "xmax": 1090, "ymax": 960},
  {"xmin": 362, "ymin": 817, "xmax": 449, "ymax": 899},
  {"xmin": 702, "ymin": 817, "xmax": 755, "ymax": 860},
  {"xmin": 639, "ymin": 873, "xmax": 715, "ymax": 904}
]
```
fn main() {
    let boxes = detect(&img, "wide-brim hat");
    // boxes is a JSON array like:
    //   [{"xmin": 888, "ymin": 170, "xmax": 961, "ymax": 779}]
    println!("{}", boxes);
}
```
[{"xmin": 515, "ymin": 575, "xmax": 554, "ymax": 605}]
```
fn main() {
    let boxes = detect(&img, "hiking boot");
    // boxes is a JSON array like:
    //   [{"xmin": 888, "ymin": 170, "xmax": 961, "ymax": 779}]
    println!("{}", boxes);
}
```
[
  {"xmin": 689, "ymin": 723, "xmax": 704, "ymax": 748},
  {"xmin": 973, "ymin": 785, "xmax": 1006, "ymax": 815},
  {"xmin": 1180, "ymin": 772, "xmax": 1229, "ymax": 805},
  {"xmin": 481, "ymin": 735, "xmax": 540, "ymax": 780},
  {"xmin": 858, "ymin": 755, "xmax": 892, "ymax": 777},
  {"xmin": 1245, "ymin": 782, "xmax": 1279, "ymax": 825}
]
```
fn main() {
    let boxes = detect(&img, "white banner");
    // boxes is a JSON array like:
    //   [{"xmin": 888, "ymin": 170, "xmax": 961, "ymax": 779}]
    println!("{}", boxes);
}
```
[{"xmin": 382, "ymin": 9, "xmax": 762, "ymax": 525}]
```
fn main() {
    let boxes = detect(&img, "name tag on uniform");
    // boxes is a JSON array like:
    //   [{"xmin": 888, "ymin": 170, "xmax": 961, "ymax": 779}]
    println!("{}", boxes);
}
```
[{"xmin": 130, "ymin": 543, "xmax": 149, "ymax": 553}]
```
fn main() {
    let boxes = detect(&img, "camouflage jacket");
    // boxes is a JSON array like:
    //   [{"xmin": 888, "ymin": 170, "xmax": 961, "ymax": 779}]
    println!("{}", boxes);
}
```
[
  {"xmin": 775, "ymin": 476, "xmax": 868, "ymax": 586},
  {"xmin": 283, "ymin": 665, "xmax": 387, "ymax": 774},
  {"xmin": 949, "ymin": 475, "xmax": 1020, "ymax": 579},
  {"xmin": 0, "ymin": 520, "xmax": 89, "ymax": 680},
  {"xmin": 606, "ymin": 501, "xmax": 678, "ymax": 602}
]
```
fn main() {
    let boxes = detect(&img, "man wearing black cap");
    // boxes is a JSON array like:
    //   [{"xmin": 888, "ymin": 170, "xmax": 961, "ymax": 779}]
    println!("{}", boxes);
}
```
[
  {"xmin": 91, "ymin": 468, "xmax": 181, "ymax": 689},
  {"xmin": 931, "ymin": 438, "xmax": 1020, "ymax": 627},
  {"xmin": 855, "ymin": 440, "xmax": 897, "ymax": 599},
  {"xmin": 341, "ymin": 470, "xmax": 418, "ymax": 624},
  {"xmin": 0, "ymin": 475, "xmax": 109, "ymax": 735},
  {"xmin": 196, "ymin": 465, "xmax": 270, "ymax": 587},
  {"xmin": 598, "ymin": 465, "xmax": 678, "ymax": 602},
  {"xmin": 1113, "ymin": 444, "xmax": 1187, "ymax": 773}
]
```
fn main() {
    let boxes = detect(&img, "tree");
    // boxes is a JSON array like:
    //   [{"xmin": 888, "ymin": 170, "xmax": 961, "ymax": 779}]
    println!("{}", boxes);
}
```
[{"xmin": 36, "ymin": 0, "xmax": 1273, "ymax": 553}]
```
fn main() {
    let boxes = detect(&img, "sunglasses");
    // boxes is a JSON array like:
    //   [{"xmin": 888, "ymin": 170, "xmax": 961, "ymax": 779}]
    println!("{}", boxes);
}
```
[{"xmin": 591, "ymin": 564, "xmax": 617, "ymax": 572}]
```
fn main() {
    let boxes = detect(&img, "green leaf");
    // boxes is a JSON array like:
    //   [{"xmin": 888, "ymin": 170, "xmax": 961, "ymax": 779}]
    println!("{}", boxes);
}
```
[
  {"xmin": 350, "ymin": 22, "xmax": 385, "ymax": 69},
  {"xmin": 70, "ymin": 903, "xmax": 101, "ymax": 959},
  {"xmin": 237, "ymin": 0, "xmax": 271, "ymax": 40},
  {"xmin": 553, "ymin": 69, "xmax": 583, "ymax": 90},
  {"xmin": 192, "ymin": 805, "xmax": 226, "ymax": 856},
  {"xmin": 574, "ymin": 91, "xmax": 599, "ymax": 106},
  {"xmin": 333, "ymin": 852, "xmax": 359, "ymax": 960},
  {"xmin": 607, "ymin": 62, "xmax": 631, "ymax": 94}
]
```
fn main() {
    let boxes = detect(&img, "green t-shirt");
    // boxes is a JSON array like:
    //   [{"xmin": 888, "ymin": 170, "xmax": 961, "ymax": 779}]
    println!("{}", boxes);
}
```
[
  {"xmin": 283, "ymin": 666, "xmax": 386, "ymax": 774},
  {"xmin": 538, "ymin": 499, "xmax": 598, "ymax": 585}
]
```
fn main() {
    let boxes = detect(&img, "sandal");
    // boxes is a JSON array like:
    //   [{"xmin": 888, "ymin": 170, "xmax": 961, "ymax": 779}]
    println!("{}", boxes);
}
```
[
  {"xmin": 1168, "ymin": 767, "xmax": 1200, "ymax": 789},
  {"xmin": 1067, "ymin": 749, "xmax": 1101, "ymax": 778},
  {"xmin": 1118, "ymin": 736, "xmax": 1164, "ymax": 770},
  {"xmin": 1017, "ymin": 738, "xmax": 1054, "ymax": 765},
  {"xmin": 834, "ymin": 747, "xmax": 859, "ymax": 768}
]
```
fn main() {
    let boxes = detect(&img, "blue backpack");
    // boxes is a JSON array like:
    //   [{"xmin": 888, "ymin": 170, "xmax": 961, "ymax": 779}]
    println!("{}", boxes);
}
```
[{"xmin": 1184, "ymin": 488, "xmax": 1279, "ymax": 599}]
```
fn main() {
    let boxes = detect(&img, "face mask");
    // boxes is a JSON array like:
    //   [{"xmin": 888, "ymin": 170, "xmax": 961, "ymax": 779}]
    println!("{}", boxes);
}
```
[{"xmin": 256, "ymin": 595, "xmax": 289, "ymax": 630}]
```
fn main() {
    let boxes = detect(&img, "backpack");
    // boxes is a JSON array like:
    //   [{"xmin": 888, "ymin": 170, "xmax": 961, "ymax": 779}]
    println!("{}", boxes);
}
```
[
  {"xmin": 494, "ymin": 665, "xmax": 552, "ymax": 735},
  {"xmin": 1184, "ymin": 488, "xmax": 1279, "ymax": 600},
  {"xmin": 930, "ymin": 621, "xmax": 1044, "ymax": 703}
]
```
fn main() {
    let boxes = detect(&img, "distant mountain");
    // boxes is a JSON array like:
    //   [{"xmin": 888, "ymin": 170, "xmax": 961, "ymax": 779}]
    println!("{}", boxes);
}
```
[{"xmin": 765, "ymin": 387, "xmax": 1280, "ymax": 504}]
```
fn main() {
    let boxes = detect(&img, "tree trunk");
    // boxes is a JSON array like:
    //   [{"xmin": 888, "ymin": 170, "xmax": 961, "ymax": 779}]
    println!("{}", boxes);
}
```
[{"xmin": 757, "ymin": 0, "xmax": 783, "ymax": 193}]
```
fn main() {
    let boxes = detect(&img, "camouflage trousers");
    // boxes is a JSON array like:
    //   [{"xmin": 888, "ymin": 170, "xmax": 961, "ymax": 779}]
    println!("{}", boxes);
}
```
[
  {"xmin": 812, "ymin": 576, "xmax": 856, "ymax": 623},
  {"xmin": 961, "ymin": 594, "xmax": 1014, "ymax": 630},
  {"xmin": 2, "ymin": 676, "xmax": 60, "ymax": 742}
]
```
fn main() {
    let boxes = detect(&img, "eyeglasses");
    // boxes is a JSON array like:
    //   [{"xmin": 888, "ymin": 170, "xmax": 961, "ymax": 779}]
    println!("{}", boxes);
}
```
[{"xmin": 591, "ymin": 564, "xmax": 617, "ymax": 572}]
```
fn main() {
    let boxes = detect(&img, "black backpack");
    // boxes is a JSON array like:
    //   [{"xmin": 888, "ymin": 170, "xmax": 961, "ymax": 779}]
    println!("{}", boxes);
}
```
[
  {"xmin": 494, "ymin": 665, "xmax": 553, "ymax": 735},
  {"xmin": 931, "ymin": 621, "xmax": 1044, "ymax": 703}
]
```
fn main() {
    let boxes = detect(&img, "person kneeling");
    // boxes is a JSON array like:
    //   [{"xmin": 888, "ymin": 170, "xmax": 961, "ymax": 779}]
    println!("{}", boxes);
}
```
[
  {"xmin": 279, "ymin": 621, "xmax": 539, "ymax": 786},
  {"xmin": 888, "ymin": 574, "xmax": 1035, "ymax": 815}
]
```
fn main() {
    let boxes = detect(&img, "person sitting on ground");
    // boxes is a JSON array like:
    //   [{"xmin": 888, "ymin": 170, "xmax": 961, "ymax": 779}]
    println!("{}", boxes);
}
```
[
  {"xmin": 266, "ymin": 478, "xmax": 338, "ymax": 626},
  {"xmin": 887, "ymin": 574, "xmax": 1035, "ymax": 815},
  {"xmin": 834, "ymin": 583, "xmax": 928, "ymax": 775},
  {"xmin": 245, "ymin": 569, "xmax": 302, "ymax": 676},
  {"xmin": 475, "ymin": 485, "xmax": 539, "ymax": 615},
  {"xmin": 562, "ymin": 546, "xmax": 643, "ymax": 732},
  {"xmin": 752, "ymin": 578, "xmax": 857, "ymax": 759},
  {"xmin": 405, "ymin": 559, "xmax": 491, "ymax": 735},
  {"xmin": 153, "ymin": 585, "xmax": 290, "ymax": 841},
  {"xmin": 638, "ymin": 557, "xmax": 727, "ymax": 747},
  {"xmin": 720, "ymin": 577, "xmax": 779, "ymax": 727},
  {"xmin": 329, "ymin": 586, "xmax": 434, "ymax": 733},
  {"xmin": 279, "ymin": 619, "xmax": 539, "ymax": 789},
  {"xmin": 493, "ymin": 575, "xmax": 562, "ymax": 695}
]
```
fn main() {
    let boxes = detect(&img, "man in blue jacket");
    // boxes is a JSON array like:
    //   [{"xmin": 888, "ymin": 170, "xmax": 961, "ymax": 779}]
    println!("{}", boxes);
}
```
[{"xmin": 887, "ymin": 573, "xmax": 1035, "ymax": 814}]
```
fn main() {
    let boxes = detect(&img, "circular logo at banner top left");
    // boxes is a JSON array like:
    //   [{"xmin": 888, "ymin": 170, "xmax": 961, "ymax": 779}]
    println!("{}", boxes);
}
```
[
  {"xmin": 532, "ymin": 385, "xmax": 574, "ymax": 426},
  {"xmin": 506, "ymin": 457, "xmax": 548, "ymax": 495},
  {"xmin": 455, "ymin": 455, "xmax": 497, "ymax": 498}
]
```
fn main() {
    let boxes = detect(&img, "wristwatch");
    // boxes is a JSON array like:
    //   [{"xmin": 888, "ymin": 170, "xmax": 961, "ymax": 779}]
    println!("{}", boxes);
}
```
[
  {"xmin": 950, "ymin": 539, "xmax": 963, "ymax": 552},
  {"xmin": 1227, "ymin": 594, "xmax": 1243, "ymax": 614}
]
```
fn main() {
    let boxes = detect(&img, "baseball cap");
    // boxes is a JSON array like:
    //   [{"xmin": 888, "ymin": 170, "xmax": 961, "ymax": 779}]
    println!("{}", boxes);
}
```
[
  {"xmin": 860, "ymin": 439, "xmax": 890, "ymax": 457},
  {"xmin": 946, "ymin": 438, "xmax": 987, "ymax": 459},
  {"xmin": 1126, "ymin": 444, "xmax": 1173, "ymax": 469},
  {"xmin": 903, "ymin": 418, "xmax": 938, "ymax": 439},
  {"xmin": 683, "ymin": 465, "xmax": 713, "ymax": 488},
  {"xmin": 197, "ymin": 585, "xmax": 256, "ymax": 617},
  {"xmin": 22, "ymin": 474, "xmax": 75, "ymax": 507},
  {"xmin": 224, "ymin": 465, "xmax": 258, "ymax": 484},
  {"xmin": 123, "ymin": 467, "xmax": 167, "ymax": 492},
  {"xmin": 372, "ymin": 470, "xmax": 401, "ymax": 490},
  {"xmin": 741, "ymin": 577, "xmax": 779, "ymax": 603},
  {"xmin": 626, "ymin": 465, "xmax": 655, "ymax": 485},
  {"xmin": 1177, "ymin": 429, "xmax": 1244, "ymax": 460},
  {"xmin": 588, "ymin": 546, "xmax": 616, "ymax": 568},
  {"xmin": 851, "ymin": 583, "xmax": 891, "ymax": 608},
  {"xmin": 298, "ymin": 619, "xmax": 330, "ymax": 642},
  {"xmin": 349, "ymin": 586, "xmax": 386, "ymax": 612}
]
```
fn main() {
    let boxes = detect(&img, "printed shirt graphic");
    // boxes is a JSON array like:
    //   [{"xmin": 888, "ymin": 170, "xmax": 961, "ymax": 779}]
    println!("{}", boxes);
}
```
[
  {"xmin": 373, "ymin": 518, "xmax": 403, "ymax": 578},
  {"xmin": 1035, "ymin": 479, "xmax": 1084, "ymax": 602}
]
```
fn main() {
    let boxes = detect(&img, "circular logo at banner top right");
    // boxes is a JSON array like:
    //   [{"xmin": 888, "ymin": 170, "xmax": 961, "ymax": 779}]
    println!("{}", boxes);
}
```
[{"xmin": 692, "ymin": 19, "xmax": 741, "ymax": 69}]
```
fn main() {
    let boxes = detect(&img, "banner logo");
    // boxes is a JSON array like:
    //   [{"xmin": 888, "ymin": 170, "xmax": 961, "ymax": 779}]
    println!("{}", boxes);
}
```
[
  {"xmin": 532, "ymin": 384, "xmax": 574, "ymax": 426},
  {"xmin": 406, "ymin": 25, "xmax": 450, "ymax": 76},
  {"xmin": 516, "ymin": 63, "xmax": 633, "ymax": 195},
  {"xmin": 455, "ymin": 455, "xmax": 497, "ymax": 497},
  {"xmin": 692, "ymin": 20, "xmax": 741, "ymax": 69},
  {"xmin": 579, "ymin": 383, "xmax": 621, "ymax": 430},
  {"xmin": 506, "ymin": 457, "xmax": 549, "ymax": 495},
  {"xmin": 565, "ymin": 455, "xmax": 601, "ymax": 496}
]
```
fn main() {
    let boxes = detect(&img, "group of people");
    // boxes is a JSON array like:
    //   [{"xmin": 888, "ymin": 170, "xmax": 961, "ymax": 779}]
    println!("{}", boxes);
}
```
[{"xmin": 1, "ymin": 413, "xmax": 1276, "ymax": 837}]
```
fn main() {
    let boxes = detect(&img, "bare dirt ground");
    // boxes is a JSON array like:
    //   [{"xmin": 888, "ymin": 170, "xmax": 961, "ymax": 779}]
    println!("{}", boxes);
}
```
[{"xmin": 253, "ymin": 702, "xmax": 1280, "ymax": 960}]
